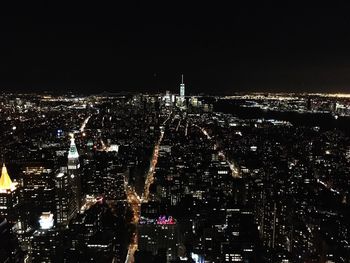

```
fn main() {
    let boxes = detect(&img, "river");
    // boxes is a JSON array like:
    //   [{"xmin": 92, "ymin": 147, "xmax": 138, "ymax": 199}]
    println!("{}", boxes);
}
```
[{"xmin": 214, "ymin": 100, "xmax": 350, "ymax": 136}]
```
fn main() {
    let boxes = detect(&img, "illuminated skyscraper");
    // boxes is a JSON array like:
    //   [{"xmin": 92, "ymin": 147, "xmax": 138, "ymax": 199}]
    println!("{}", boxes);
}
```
[
  {"xmin": 177, "ymin": 74, "xmax": 186, "ymax": 108},
  {"xmin": 67, "ymin": 134, "xmax": 82, "ymax": 214},
  {"xmin": 0, "ymin": 163, "xmax": 19, "ymax": 224},
  {"xmin": 55, "ymin": 172, "xmax": 76, "ymax": 226},
  {"xmin": 21, "ymin": 167, "xmax": 55, "ymax": 230},
  {"xmin": 31, "ymin": 212, "xmax": 62, "ymax": 263},
  {"xmin": 68, "ymin": 134, "xmax": 80, "ymax": 170},
  {"xmin": 180, "ymin": 74, "xmax": 185, "ymax": 98}
]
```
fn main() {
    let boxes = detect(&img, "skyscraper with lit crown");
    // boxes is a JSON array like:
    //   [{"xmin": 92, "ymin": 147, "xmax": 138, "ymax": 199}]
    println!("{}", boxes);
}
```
[
  {"xmin": 68, "ymin": 134, "xmax": 80, "ymax": 170},
  {"xmin": 0, "ymin": 163, "xmax": 19, "ymax": 224},
  {"xmin": 67, "ymin": 134, "xmax": 82, "ymax": 214}
]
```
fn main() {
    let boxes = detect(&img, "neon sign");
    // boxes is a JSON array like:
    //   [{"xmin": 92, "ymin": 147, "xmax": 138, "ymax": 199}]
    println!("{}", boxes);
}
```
[
  {"xmin": 156, "ymin": 215, "xmax": 175, "ymax": 225},
  {"xmin": 139, "ymin": 216, "xmax": 176, "ymax": 225}
]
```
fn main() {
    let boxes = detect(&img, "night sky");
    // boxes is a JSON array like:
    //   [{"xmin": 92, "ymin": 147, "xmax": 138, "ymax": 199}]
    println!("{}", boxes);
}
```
[{"xmin": 1, "ymin": 2, "xmax": 350, "ymax": 94}]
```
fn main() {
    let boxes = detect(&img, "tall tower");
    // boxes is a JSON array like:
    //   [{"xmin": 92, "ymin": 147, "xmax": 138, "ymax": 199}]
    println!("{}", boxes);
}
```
[
  {"xmin": 180, "ymin": 74, "xmax": 185, "ymax": 98},
  {"xmin": 67, "ymin": 134, "xmax": 82, "ymax": 214},
  {"xmin": 55, "ymin": 171, "xmax": 76, "ymax": 226},
  {"xmin": 0, "ymin": 163, "xmax": 19, "ymax": 224},
  {"xmin": 68, "ymin": 134, "xmax": 80, "ymax": 170}
]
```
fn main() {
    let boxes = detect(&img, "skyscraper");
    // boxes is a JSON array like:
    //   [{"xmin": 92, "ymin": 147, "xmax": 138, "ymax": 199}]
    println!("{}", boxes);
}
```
[
  {"xmin": 180, "ymin": 74, "xmax": 185, "ymax": 98},
  {"xmin": 31, "ymin": 212, "xmax": 62, "ymax": 263},
  {"xmin": 21, "ymin": 167, "xmax": 55, "ymax": 230},
  {"xmin": 67, "ymin": 134, "xmax": 82, "ymax": 214},
  {"xmin": 68, "ymin": 134, "xmax": 80, "ymax": 170},
  {"xmin": 177, "ymin": 74, "xmax": 186, "ymax": 108},
  {"xmin": 0, "ymin": 217, "xmax": 23, "ymax": 263},
  {"xmin": 55, "ymin": 172, "xmax": 76, "ymax": 226},
  {"xmin": 0, "ymin": 164, "xmax": 19, "ymax": 224}
]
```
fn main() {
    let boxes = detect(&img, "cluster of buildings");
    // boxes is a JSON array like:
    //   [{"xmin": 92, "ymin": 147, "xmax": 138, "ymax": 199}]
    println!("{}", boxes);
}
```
[
  {"xmin": 0, "ymin": 132, "xmax": 126, "ymax": 262},
  {"xmin": 0, "ymin": 83, "xmax": 349, "ymax": 262}
]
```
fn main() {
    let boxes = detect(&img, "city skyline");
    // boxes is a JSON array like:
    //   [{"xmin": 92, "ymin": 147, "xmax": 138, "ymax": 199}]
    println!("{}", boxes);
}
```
[
  {"xmin": 0, "ymin": 91, "xmax": 349, "ymax": 262},
  {"xmin": 0, "ymin": 2, "xmax": 350, "ymax": 263}
]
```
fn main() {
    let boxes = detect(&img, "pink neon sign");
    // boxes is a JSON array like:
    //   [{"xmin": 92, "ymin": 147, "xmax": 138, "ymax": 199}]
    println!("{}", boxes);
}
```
[{"xmin": 156, "ymin": 215, "xmax": 175, "ymax": 225}]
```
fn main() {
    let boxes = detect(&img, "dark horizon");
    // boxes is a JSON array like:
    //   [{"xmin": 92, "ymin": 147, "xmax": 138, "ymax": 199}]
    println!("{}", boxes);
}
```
[{"xmin": 1, "ymin": 2, "xmax": 350, "ymax": 94}]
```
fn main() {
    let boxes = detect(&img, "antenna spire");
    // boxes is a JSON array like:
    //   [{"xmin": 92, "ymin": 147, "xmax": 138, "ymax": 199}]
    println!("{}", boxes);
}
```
[{"xmin": 181, "ymin": 74, "xmax": 184, "ymax": 84}]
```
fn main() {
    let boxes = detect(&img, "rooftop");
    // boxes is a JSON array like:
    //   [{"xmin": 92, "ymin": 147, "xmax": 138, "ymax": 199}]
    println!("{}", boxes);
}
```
[{"xmin": 0, "ymin": 164, "xmax": 17, "ymax": 193}]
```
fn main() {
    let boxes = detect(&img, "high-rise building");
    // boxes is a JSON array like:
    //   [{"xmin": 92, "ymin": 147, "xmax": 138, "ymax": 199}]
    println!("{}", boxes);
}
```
[
  {"xmin": 138, "ymin": 215, "xmax": 179, "ymax": 262},
  {"xmin": 0, "ymin": 164, "xmax": 20, "ymax": 224},
  {"xmin": 177, "ymin": 74, "xmax": 186, "ymax": 109},
  {"xmin": 31, "ymin": 212, "xmax": 62, "ymax": 263},
  {"xmin": 164, "ymin": 90, "xmax": 172, "ymax": 107},
  {"xmin": 64, "ymin": 202, "xmax": 124, "ymax": 262},
  {"xmin": 221, "ymin": 208, "xmax": 259, "ymax": 262},
  {"xmin": 21, "ymin": 167, "xmax": 55, "ymax": 229},
  {"xmin": 180, "ymin": 74, "xmax": 185, "ymax": 98},
  {"xmin": 54, "ymin": 172, "xmax": 76, "ymax": 226},
  {"xmin": 0, "ymin": 217, "xmax": 23, "ymax": 263},
  {"xmin": 102, "ymin": 169, "xmax": 126, "ymax": 201},
  {"xmin": 67, "ymin": 134, "xmax": 82, "ymax": 212}
]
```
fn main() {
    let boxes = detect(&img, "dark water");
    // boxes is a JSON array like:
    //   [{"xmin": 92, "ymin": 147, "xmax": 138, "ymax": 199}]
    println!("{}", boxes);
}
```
[{"xmin": 214, "ymin": 100, "xmax": 350, "ymax": 136}]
